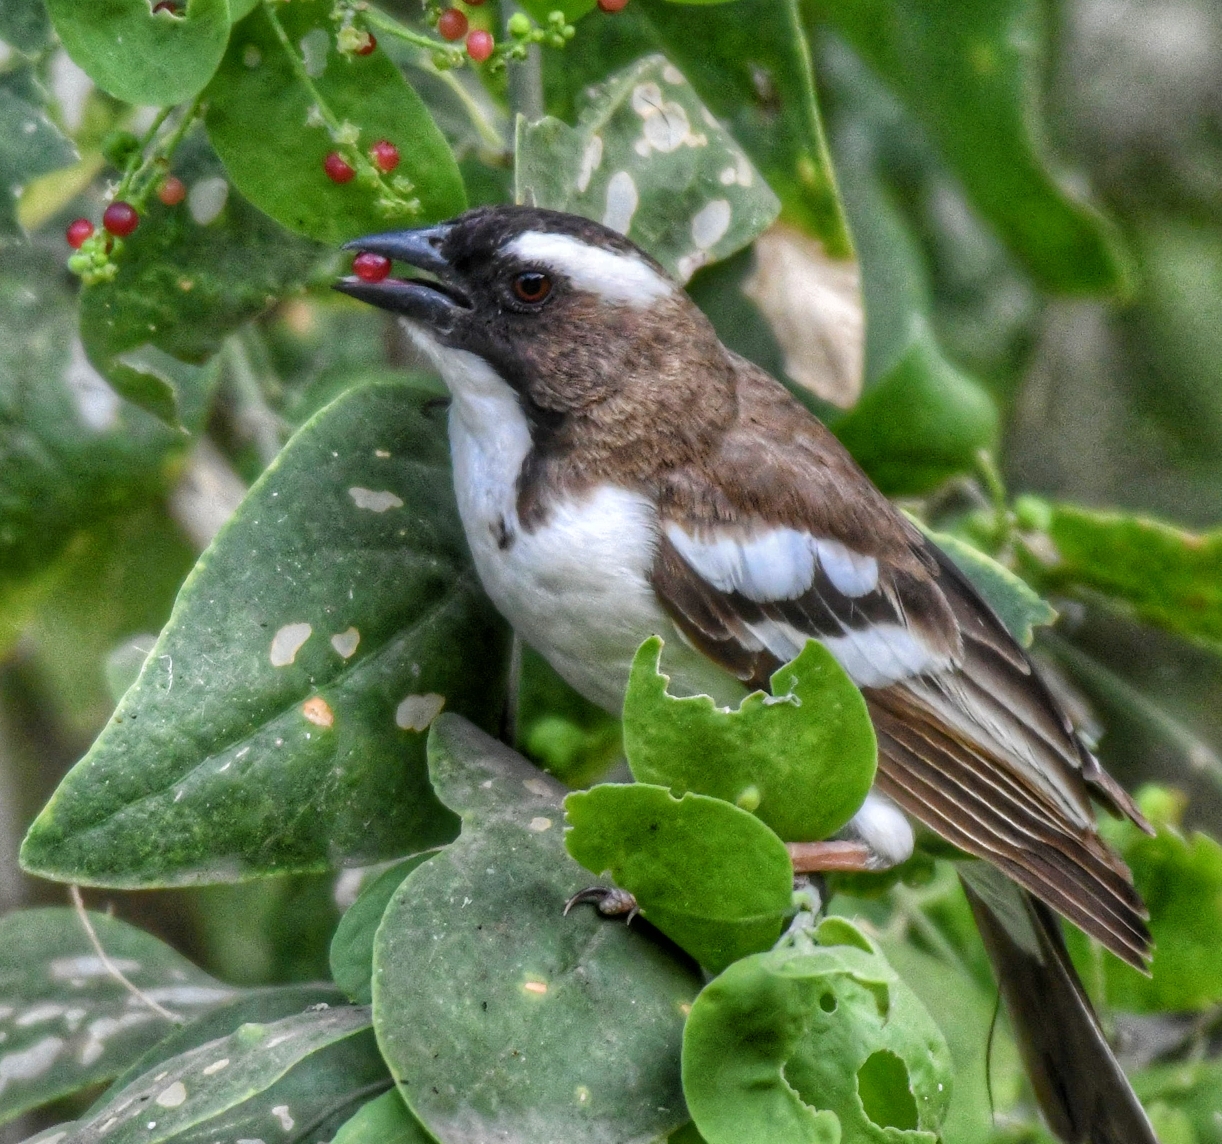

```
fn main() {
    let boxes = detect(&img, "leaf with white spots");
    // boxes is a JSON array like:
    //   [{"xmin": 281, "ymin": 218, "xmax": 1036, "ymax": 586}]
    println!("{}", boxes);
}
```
[
  {"xmin": 60, "ymin": 1003, "xmax": 376, "ymax": 1144},
  {"xmin": 372, "ymin": 715, "xmax": 702, "ymax": 1144},
  {"xmin": 0, "ymin": 69, "xmax": 76, "ymax": 238},
  {"xmin": 0, "ymin": 908, "xmax": 235, "ymax": 1126},
  {"xmin": 21, "ymin": 382, "xmax": 511, "ymax": 888},
  {"xmin": 516, "ymin": 54, "xmax": 779, "ymax": 283}
]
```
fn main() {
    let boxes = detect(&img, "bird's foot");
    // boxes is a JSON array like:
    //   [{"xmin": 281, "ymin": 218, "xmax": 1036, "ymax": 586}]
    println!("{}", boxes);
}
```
[
  {"xmin": 787, "ymin": 840, "xmax": 880, "ymax": 873},
  {"xmin": 564, "ymin": 886, "xmax": 639, "ymax": 923}
]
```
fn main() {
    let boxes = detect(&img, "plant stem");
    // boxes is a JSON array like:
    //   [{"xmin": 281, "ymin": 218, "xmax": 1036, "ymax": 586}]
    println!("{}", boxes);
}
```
[
  {"xmin": 263, "ymin": 0, "xmax": 346, "ymax": 137},
  {"xmin": 363, "ymin": 6, "xmax": 454, "ymax": 56}
]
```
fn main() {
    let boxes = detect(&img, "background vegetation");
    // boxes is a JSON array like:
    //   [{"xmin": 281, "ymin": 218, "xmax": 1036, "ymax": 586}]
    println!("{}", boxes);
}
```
[{"xmin": 3, "ymin": 0, "xmax": 1222, "ymax": 1141}]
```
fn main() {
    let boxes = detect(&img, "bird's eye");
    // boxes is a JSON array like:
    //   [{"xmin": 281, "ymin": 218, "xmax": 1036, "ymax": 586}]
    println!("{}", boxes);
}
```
[{"xmin": 511, "ymin": 271, "xmax": 552, "ymax": 304}]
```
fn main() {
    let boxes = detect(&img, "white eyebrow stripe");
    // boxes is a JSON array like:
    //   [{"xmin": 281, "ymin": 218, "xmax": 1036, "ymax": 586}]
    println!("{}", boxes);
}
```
[{"xmin": 504, "ymin": 231, "xmax": 675, "ymax": 308}]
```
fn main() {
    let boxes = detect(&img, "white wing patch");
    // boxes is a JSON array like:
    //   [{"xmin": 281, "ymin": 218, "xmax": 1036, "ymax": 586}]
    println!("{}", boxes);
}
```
[
  {"xmin": 504, "ymin": 232, "xmax": 674, "ymax": 308},
  {"xmin": 844, "ymin": 792, "xmax": 914, "ymax": 868},
  {"xmin": 664, "ymin": 524, "xmax": 879, "ymax": 602}
]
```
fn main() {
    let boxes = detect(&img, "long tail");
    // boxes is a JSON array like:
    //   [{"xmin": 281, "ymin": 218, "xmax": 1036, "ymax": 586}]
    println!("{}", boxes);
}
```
[{"xmin": 959, "ymin": 864, "xmax": 1159, "ymax": 1144}]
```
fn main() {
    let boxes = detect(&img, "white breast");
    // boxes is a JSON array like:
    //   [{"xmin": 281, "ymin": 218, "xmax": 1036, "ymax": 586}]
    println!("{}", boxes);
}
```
[{"xmin": 413, "ymin": 332, "xmax": 738, "ymax": 712}]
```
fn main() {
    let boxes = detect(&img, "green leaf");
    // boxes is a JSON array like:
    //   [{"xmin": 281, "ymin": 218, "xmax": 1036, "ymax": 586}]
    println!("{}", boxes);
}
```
[
  {"xmin": 516, "ymin": 54, "xmax": 779, "ymax": 283},
  {"xmin": 0, "ymin": 245, "xmax": 206, "ymax": 604},
  {"xmin": 832, "ymin": 323, "xmax": 999, "ymax": 495},
  {"xmin": 0, "ymin": 73, "xmax": 76, "ymax": 237},
  {"xmin": 1019, "ymin": 501, "xmax": 1222, "ymax": 651},
  {"xmin": 0, "ymin": 0, "xmax": 52, "ymax": 54},
  {"xmin": 1067, "ymin": 789, "xmax": 1222, "ymax": 1013},
  {"xmin": 564, "ymin": 782, "xmax": 794, "ymax": 972},
  {"xmin": 918, "ymin": 525, "xmax": 1056, "ymax": 647},
  {"xmin": 205, "ymin": 0, "xmax": 465, "ymax": 246},
  {"xmin": 682, "ymin": 918, "xmax": 952, "ymax": 1144},
  {"xmin": 63, "ymin": 1004, "xmax": 376, "ymax": 1144},
  {"xmin": 373, "ymin": 715, "xmax": 701, "ymax": 1144},
  {"xmin": 45, "ymin": 0, "xmax": 230, "ymax": 107},
  {"xmin": 816, "ymin": 0, "xmax": 1129, "ymax": 295},
  {"xmin": 21, "ymin": 382, "xmax": 510, "ymax": 887},
  {"xmin": 0, "ymin": 908, "xmax": 236, "ymax": 1125},
  {"xmin": 333, "ymin": 1090, "xmax": 434, "ymax": 1144},
  {"xmin": 80, "ymin": 132, "xmax": 326, "ymax": 423},
  {"xmin": 623, "ymin": 636, "xmax": 876, "ymax": 841},
  {"xmin": 330, "ymin": 855, "xmax": 434, "ymax": 1004}
]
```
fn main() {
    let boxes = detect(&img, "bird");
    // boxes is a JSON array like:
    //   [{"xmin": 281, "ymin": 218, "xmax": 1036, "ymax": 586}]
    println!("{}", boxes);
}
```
[{"xmin": 335, "ymin": 204, "xmax": 1159, "ymax": 1144}]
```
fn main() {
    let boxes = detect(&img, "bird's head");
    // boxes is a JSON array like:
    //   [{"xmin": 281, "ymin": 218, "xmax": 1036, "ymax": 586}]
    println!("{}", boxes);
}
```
[{"xmin": 334, "ymin": 206, "xmax": 730, "ymax": 433}]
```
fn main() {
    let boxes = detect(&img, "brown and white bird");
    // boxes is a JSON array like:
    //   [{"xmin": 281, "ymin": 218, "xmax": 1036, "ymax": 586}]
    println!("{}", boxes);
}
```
[{"xmin": 336, "ymin": 205, "xmax": 1159, "ymax": 1144}]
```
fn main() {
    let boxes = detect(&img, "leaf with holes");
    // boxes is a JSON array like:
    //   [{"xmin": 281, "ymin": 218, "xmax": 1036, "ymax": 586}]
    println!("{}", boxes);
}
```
[
  {"xmin": 516, "ymin": 53, "xmax": 779, "ymax": 283},
  {"xmin": 623, "ymin": 636, "xmax": 876, "ymax": 843},
  {"xmin": 0, "ymin": 908, "xmax": 236, "ymax": 1126},
  {"xmin": 205, "ymin": 0, "xmax": 464, "ymax": 246},
  {"xmin": 682, "ymin": 917, "xmax": 952, "ymax": 1144},
  {"xmin": 564, "ymin": 782, "xmax": 794, "ymax": 973},
  {"xmin": 373, "ymin": 715, "xmax": 701, "ymax": 1144},
  {"xmin": 21, "ymin": 382, "xmax": 510, "ymax": 887},
  {"xmin": 57, "ymin": 1004, "xmax": 376, "ymax": 1144},
  {"xmin": 45, "ymin": 0, "xmax": 230, "ymax": 106}
]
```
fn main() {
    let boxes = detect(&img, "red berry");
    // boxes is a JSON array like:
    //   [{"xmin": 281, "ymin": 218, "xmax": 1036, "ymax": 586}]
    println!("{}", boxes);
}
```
[
  {"xmin": 323, "ymin": 151, "xmax": 355, "ymax": 183},
  {"xmin": 157, "ymin": 175, "xmax": 187, "ymax": 206},
  {"xmin": 352, "ymin": 252, "xmax": 392, "ymax": 283},
  {"xmin": 66, "ymin": 218, "xmax": 94, "ymax": 249},
  {"xmin": 152, "ymin": 1, "xmax": 178, "ymax": 12},
  {"xmin": 466, "ymin": 28, "xmax": 494, "ymax": 61},
  {"xmin": 598, "ymin": 0, "xmax": 629, "ymax": 10},
  {"xmin": 370, "ymin": 139, "xmax": 400, "ymax": 174},
  {"xmin": 464, "ymin": 0, "xmax": 486, "ymax": 5},
  {"xmin": 355, "ymin": 32, "xmax": 376, "ymax": 54},
  {"xmin": 437, "ymin": 8, "xmax": 468, "ymax": 41},
  {"xmin": 103, "ymin": 200, "xmax": 139, "ymax": 237}
]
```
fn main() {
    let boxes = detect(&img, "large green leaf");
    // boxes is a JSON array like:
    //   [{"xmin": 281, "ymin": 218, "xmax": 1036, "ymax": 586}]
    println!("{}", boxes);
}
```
[
  {"xmin": 0, "ymin": 0, "xmax": 52, "ymax": 54},
  {"xmin": 1134, "ymin": 1059, "xmax": 1222, "ymax": 1144},
  {"xmin": 0, "ymin": 908, "xmax": 236, "ymax": 1125},
  {"xmin": 517, "ymin": 53, "xmax": 779, "ymax": 282},
  {"xmin": 564, "ymin": 782, "xmax": 794, "ymax": 972},
  {"xmin": 1018, "ymin": 500, "xmax": 1222, "ymax": 651},
  {"xmin": 0, "ymin": 71, "xmax": 76, "ymax": 238},
  {"xmin": 58, "ymin": 1004, "xmax": 376, "ymax": 1144},
  {"xmin": 373, "ymin": 715, "xmax": 701, "ymax": 1144},
  {"xmin": 46, "ymin": 0, "xmax": 230, "ymax": 106},
  {"xmin": 815, "ymin": 0, "xmax": 1128, "ymax": 294},
  {"xmin": 682, "ymin": 918, "xmax": 952, "ymax": 1144},
  {"xmin": 21, "ymin": 382, "xmax": 510, "ymax": 887},
  {"xmin": 622, "ymin": 637, "xmax": 875, "ymax": 842},
  {"xmin": 81, "ymin": 133, "xmax": 326, "ymax": 426},
  {"xmin": 205, "ymin": 0, "xmax": 465, "ymax": 246}
]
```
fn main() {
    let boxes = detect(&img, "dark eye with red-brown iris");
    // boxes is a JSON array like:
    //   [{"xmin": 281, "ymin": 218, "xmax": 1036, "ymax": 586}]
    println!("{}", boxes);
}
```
[{"xmin": 512, "ymin": 271, "xmax": 552, "ymax": 304}]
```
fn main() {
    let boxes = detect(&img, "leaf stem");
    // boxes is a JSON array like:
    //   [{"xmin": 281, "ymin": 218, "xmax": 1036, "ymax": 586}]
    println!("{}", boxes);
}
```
[
  {"xmin": 363, "ymin": 6, "xmax": 457, "ymax": 58},
  {"xmin": 69, "ymin": 885, "xmax": 184, "ymax": 1024}
]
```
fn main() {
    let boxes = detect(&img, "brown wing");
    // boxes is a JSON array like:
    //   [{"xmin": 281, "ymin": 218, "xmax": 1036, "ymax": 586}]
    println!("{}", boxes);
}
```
[{"xmin": 649, "ymin": 358, "xmax": 1152, "ymax": 969}]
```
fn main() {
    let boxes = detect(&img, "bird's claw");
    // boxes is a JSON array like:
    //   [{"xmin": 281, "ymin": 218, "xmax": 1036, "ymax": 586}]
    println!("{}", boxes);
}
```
[{"xmin": 564, "ymin": 886, "xmax": 639, "ymax": 923}]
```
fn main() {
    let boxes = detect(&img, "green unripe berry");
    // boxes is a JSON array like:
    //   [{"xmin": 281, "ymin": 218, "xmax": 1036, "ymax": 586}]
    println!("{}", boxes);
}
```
[
  {"xmin": 101, "ymin": 129, "xmax": 141, "ymax": 169},
  {"xmin": 507, "ymin": 12, "xmax": 531, "ymax": 36}
]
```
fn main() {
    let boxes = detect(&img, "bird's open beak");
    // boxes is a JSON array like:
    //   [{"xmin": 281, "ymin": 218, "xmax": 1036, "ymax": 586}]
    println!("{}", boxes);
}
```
[{"xmin": 333, "ymin": 223, "xmax": 469, "ymax": 332}]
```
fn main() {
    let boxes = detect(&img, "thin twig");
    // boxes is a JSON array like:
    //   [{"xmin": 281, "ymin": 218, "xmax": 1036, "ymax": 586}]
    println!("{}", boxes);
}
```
[{"xmin": 69, "ymin": 885, "xmax": 184, "ymax": 1024}]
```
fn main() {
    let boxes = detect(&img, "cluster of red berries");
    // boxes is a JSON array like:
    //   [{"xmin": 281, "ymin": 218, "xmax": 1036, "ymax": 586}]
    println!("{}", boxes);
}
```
[
  {"xmin": 322, "ymin": 139, "xmax": 401, "ymax": 184},
  {"xmin": 65, "ymin": 175, "xmax": 188, "ymax": 250},
  {"xmin": 434, "ymin": 0, "xmax": 495, "ymax": 62}
]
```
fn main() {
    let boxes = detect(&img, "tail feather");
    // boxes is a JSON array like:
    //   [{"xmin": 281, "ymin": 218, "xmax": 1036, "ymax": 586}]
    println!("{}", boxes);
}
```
[{"xmin": 959, "ymin": 865, "xmax": 1159, "ymax": 1144}]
